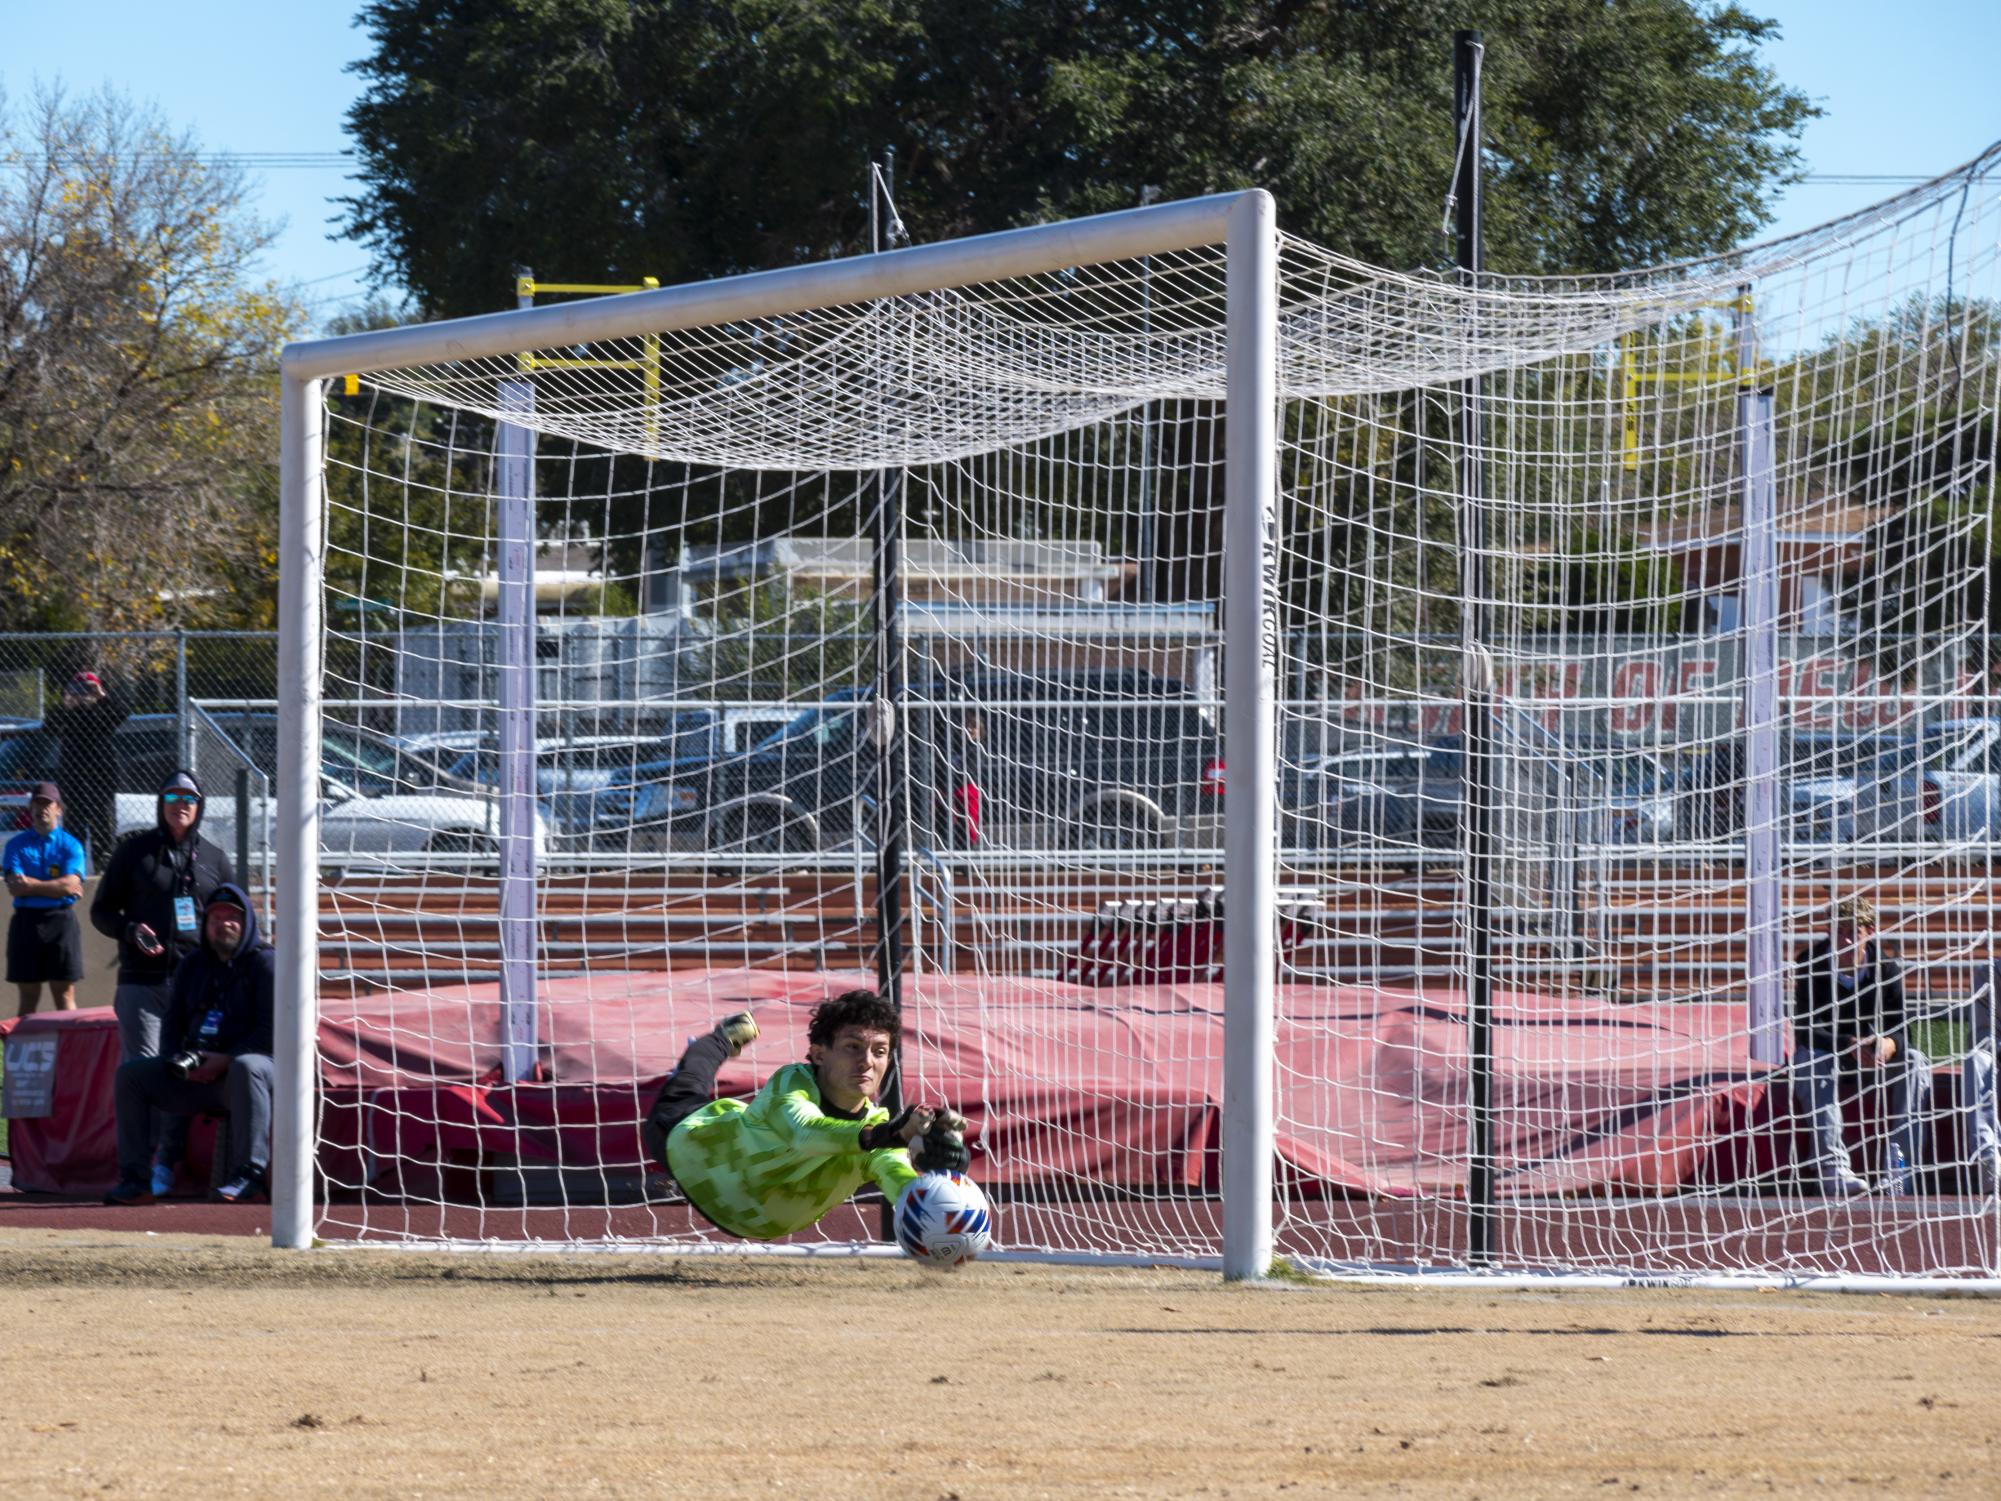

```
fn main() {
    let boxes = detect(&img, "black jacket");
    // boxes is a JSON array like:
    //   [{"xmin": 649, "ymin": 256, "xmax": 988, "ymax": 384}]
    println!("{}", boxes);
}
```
[
  {"xmin": 162, "ymin": 882, "xmax": 274, "ymax": 1059},
  {"xmin": 89, "ymin": 787, "xmax": 236, "ymax": 983},
  {"xmin": 43, "ymin": 690, "xmax": 130, "ymax": 799},
  {"xmin": 1792, "ymin": 937, "xmax": 1910, "ymax": 1063}
]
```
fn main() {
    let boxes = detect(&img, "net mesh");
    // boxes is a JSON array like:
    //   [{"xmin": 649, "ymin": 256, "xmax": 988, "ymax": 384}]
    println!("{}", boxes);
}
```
[{"xmin": 307, "ymin": 148, "xmax": 2001, "ymax": 1278}]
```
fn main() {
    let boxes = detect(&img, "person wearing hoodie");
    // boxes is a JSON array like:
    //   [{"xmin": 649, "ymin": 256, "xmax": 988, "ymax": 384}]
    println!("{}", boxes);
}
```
[
  {"xmin": 104, "ymin": 883, "xmax": 275, "ymax": 1205},
  {"xmin": 89, "ymin": 771, "xmax": 237, "ymax": 1063},
  {"xmin": 90, "ymin": 771, "xmax": 238, "ymax": 1194}
]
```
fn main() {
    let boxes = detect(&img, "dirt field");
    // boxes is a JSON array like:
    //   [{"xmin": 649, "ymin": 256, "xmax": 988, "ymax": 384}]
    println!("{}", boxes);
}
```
[{"xmin": 2, "ymin": 1228, "xmax": 1997, "ymax": 1500}]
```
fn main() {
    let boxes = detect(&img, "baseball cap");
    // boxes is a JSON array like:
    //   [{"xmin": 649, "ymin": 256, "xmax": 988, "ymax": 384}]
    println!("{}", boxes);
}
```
[
  {"xmin": 28, "ymin": 781, "xmax": 61, "ymax": 805},
  {"xmin": 207, "ymin": 897, "xmax": 248, "ymax": 918},
  {"xmin": 68, "ymin": 670, "xmax": 102, "ymax": 691}
]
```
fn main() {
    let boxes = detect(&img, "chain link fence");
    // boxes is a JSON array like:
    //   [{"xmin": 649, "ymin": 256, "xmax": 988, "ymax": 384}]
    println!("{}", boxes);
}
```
[{"xmin": 0, "ymin": 634, "xmax": 279, "ymax": 900}]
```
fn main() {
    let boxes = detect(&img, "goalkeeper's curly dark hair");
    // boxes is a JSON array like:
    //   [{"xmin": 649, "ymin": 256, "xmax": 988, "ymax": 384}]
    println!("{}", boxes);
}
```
[{"xmin": 806, "ymin": 989, "xmax": 900, "ymax": 1048}]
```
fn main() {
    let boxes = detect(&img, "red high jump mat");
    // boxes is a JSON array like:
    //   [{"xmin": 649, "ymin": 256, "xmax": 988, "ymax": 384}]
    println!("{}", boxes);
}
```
[{"xmin": 4, "ymin": 971, "xmax": 1772, "ymax": 1199}]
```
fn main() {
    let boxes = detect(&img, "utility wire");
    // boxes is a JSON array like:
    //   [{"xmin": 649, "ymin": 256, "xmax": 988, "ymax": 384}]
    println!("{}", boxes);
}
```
[{"xmin": 0, "ymin": 152, "xmax": 1953, "ymax": 185}]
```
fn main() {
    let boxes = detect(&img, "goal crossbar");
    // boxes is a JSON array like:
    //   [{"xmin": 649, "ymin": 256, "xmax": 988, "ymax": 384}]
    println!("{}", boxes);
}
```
[{"xmin": 279, "ymin": 192, "xmax": 1262, "ymax": 382}]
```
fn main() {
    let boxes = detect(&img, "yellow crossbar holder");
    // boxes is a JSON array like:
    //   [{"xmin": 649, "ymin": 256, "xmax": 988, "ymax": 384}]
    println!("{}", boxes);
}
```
[
  {"xmin": 1620, "ymin": 293, "xmax": 1773, "ymax": 470},
  {"xmin": 512, "ymin": 276, "xmax": 663, "ymax": 445}
]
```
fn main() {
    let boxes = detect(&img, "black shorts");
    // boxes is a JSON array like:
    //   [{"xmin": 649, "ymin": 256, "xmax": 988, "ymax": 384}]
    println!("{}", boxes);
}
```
[{"xmin": 7, "ymin": 907, "xmax": 84, "ymax": 985}]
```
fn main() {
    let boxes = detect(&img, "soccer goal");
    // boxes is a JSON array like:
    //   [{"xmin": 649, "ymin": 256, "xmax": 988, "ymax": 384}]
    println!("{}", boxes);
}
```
[{"xmin": 274, "ymin": 152, "xmax": 2001, "ymax": 1287}]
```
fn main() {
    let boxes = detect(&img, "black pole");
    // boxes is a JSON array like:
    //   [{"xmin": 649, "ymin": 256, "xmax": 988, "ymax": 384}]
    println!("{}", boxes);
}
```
[
  {"xmin": 235, "ymin": 766, "xmax": 253, "ymax": 896},
  {"xmin": 1454, "ymin": 29, "xmax": 1498, "ymax": 1268},
  {"xmin": 868, "ymin": 154, "xmax": 911, "ymax": 1231}
]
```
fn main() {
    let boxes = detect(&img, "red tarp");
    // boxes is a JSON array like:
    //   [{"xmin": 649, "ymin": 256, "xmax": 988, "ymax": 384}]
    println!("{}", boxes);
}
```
[
  {"xmin": 311, "ymin": 970, "xmax": 1781, "ymax": 1199},
  {"xmin": 7, "ymin": 973, "xmax": 1786, "ymax": 1198},
  {"xmin": 0, "ymin": 1009, "xmax": 226, "ymax": 1195}
]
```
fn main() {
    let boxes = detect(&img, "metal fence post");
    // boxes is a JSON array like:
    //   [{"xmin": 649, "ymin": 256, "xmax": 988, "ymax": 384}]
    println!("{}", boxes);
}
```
[
  {"xmin": 175, "ymin": 630, "xmax": 191, "ymax": 774},
  {"xmin": 236, "ymin": 765, "xmax": 253, "ymax": 894}
]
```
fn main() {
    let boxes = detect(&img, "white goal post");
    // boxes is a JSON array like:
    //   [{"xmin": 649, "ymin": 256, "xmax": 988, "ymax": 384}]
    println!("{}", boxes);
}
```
[{"xmin": 271, "ymin": 190, "xmax": 1284, "ymax": 1274}]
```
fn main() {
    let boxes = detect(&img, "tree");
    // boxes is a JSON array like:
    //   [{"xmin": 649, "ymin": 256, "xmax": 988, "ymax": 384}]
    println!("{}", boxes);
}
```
[
  {"xmin": 1781, "ymin": 295, "xmax": 2001, "ymax": 653},
  {"xmin": 0, "ymin": 87, "xmax": 302, "ymax": 632},
  {"xmin": 343, "ymin": 0, "xmax": 1816, "ymax": 321}
]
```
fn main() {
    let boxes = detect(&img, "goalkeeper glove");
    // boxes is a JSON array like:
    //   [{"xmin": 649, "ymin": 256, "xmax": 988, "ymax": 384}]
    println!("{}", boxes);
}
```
[
  {"xmin": 858, "ymin": 1106, "xmax": 917, "ymax": 1153},
  {"xmin": 912, "ymin": 1117, "xmax": 971, "ymax": 1174}
]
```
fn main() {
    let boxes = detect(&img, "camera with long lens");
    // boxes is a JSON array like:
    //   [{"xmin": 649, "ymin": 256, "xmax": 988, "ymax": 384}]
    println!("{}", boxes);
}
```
[{"xmin": 163, "ymin": 1048, "xmax": 205, "ymax": 1081}]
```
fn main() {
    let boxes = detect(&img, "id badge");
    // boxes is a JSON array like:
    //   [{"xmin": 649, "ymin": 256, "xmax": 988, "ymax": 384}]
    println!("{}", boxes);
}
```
[{"xmin": 173, "ymin": 896, "xmax": 198, "ymax": 935}]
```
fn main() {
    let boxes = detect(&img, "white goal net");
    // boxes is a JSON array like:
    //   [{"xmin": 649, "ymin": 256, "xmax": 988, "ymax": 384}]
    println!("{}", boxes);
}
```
[{"xmin": 277, "ymin": 152, "xmax": 2001, "ymax": 1284}]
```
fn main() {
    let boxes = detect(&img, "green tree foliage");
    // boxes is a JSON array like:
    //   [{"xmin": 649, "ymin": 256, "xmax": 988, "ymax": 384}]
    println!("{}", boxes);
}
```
[
  {"xmin": 1776, "ymin": 295, "xmax": 2001, "ymax": 652},
  {"xmin": 343, "ymin": 0, "xmax": 1815, "ymax": 320},
  {"xmin": 0, "ymin": 87, "xmax": 302, "ymax": 631}
]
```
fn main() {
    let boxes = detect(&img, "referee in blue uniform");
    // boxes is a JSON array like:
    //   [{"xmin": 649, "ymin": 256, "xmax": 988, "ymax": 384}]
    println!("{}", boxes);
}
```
[{"xmin": 5, "ymin": 781, "xmax": 88, "ymax": 1014}]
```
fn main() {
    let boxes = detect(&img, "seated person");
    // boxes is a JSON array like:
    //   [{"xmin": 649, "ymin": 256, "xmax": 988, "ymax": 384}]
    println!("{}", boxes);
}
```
[
  {"xmin": 104, "ymin": 884, "xmax": 275, "ymax": 1206},
  {"xmin": 641, "ymin": 988, "xmax": 967, "ymax": 1240},
  {"xmin": 1791, "ymin": 896, "xmax": 1933, "ymax": 1196}
]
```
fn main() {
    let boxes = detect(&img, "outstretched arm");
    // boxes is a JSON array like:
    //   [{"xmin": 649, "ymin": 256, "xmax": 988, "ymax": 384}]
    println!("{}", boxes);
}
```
[{"xmin": 768, "ymin": 1082, "xmax": 917, "ymax": 1158}]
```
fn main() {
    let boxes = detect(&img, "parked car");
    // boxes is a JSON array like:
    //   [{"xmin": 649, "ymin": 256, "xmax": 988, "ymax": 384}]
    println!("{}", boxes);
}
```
[
  {"xmin": 197, "ymin": 712, "xmax": 481, "ymax": 798},
  {"xmin": 440, "ymin": 715, "xmax": 720, "ymax": 840},
  {"xmin": 1851, "ymin": 718, "xmax": 2001, "ymax": 846},
  {"xmin": 969, "ymin": 671, "xmax": 1225, "ymax": 851},
  {"xmin": 609, "ymin": 672, "xmax": 1226, "ymax": 855},
  {"xmin": 1676, "ymin": 730, "xmax": 1913, "ymax": 845},
  {"xmin": 1292, "ymin": 723, "xmax": 1677, "ymax": 852},
  {"xmin": 113, "ymin": 773, "xmax": 554, "ymax": 868}
]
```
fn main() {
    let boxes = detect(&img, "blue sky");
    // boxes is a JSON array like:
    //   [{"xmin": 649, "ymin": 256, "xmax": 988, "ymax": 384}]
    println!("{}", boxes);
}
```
[{"xmin": 2, "ymin": 1, "xmax": 1995, "ymax": 329}]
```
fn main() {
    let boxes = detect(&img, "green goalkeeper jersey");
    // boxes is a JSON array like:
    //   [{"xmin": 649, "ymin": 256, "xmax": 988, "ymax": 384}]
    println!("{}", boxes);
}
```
[{"xmin": 666, "ymin": 1061, "xmax": 922, "ymax": 1240}]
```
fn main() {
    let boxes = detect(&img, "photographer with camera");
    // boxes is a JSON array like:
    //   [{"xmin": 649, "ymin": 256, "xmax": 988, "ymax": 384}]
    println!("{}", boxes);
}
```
[{"xmin": 103, "ymin": 883, "xmax": 274, "ymax": 1206}]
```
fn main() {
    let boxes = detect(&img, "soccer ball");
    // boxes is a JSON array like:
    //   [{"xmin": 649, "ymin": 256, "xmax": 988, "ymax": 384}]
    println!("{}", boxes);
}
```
[{"xmin": 894, "ymin": 1171, "xmax": 994, "ymax": 1272}]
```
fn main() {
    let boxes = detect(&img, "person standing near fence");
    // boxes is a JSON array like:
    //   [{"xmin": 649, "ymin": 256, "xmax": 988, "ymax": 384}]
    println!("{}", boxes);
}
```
[
  {"xmin": 43, "ymin": 669, "xmax": 129, "ymax": 866},
  {"xmin": 4, "ymin": 782, "xmax": 87, "ymax": 1015},
  {"xmin": 89, "ymin": 771, "xmax": 235, "ymax": 1193}
]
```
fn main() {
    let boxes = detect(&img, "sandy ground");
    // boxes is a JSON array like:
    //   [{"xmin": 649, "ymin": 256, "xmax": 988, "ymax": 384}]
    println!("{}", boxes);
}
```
[{"xmin": 1, "ymin": 1227, "xmax": 1997, "ymax": 1500}]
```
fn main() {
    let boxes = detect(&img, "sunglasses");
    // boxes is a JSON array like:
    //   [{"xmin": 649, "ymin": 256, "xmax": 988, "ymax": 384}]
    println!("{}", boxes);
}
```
[{"xmin": 162, "ymin": 792, "xmax": 201, "ymax": 805}]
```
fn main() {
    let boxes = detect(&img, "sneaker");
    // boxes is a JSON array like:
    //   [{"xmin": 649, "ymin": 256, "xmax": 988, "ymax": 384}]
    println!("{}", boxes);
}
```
[
  {"xmin": 149, "ymin": 1162, "xmax": 177, "ymax": 1198},
  {"xmin": 715, "ymin": 1011, "xmax": 759, "ymax": 1059},
  {"xmin": 1821, "ymin": 1173, "xmax": 1873, "ymax": 1199},
  {"xmin": 103, "ymin": 1178, "xmax": 155, "ymax": 1207},
  {"xmin": 211, "ymin": 1169, "xmax": 268, "ymax": 1205}
]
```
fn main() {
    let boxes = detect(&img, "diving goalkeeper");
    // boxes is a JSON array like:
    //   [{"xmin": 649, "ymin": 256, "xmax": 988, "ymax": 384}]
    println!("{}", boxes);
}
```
[{"xmin": 641, "ymin": 988, "xmax": 968, "ymax": 1240}]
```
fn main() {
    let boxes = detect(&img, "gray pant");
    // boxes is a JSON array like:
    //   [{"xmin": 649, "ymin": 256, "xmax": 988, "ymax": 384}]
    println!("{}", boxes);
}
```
[
  {"xmin": 113, "ymin": 979, "xmax": 175, "ymax": 1061},
  {"xmin": 1963, "ymin": 1042, "xmax": 2001, "ymax": 1191},
  {"xmin": 1794, "ymin": 1045, "xmax": 1934, "ymax": 1194},
  {"xmin": 114, "ymin": 1053, "xmax": 274, "ymax": 1185},
  {"xmin": 113, "ymin": 978, "xmax": 190, "ymax": 1168}
]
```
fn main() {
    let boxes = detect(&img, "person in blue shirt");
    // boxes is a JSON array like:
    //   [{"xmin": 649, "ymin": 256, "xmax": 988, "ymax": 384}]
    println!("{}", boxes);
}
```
[{"xmin": 4, "ymin": 781, "xmax": 88, "ymax": 1015}]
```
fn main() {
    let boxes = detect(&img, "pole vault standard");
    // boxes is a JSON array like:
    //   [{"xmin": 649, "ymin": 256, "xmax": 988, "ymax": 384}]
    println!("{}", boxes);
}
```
[
  {"xmin": 1737, "ymin": 288, "xmax": 1784, "ymax": 1066},
  {"xmin": 272, "ymin": 190, "xmax": 1284, "ymax": 1275}
]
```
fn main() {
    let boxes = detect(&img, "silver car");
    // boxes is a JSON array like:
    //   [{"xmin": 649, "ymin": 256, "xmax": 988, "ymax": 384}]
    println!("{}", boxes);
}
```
[
  {"xmin": 1851, "ymin": 719, "xmax": 2001, "ymax": 847},
  {"xmin": 115, "ymin": 775, "xmax": 554, "ymax": 869}
]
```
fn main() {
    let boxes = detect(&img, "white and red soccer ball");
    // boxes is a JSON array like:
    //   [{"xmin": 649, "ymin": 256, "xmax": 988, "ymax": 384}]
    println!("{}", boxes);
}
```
[{"xmin": 895, "ymin": 1171, "xmax": 994, "ymax": 1271}]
